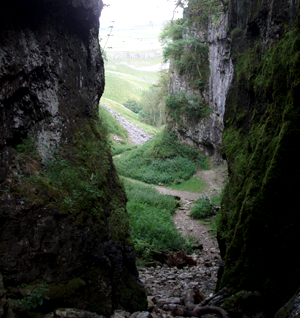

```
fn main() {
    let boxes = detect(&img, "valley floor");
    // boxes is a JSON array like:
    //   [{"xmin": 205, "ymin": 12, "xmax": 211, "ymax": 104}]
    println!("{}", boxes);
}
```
[{"xmin": 124, "ymin": 165, "xmax": 227, "ymax": 317}]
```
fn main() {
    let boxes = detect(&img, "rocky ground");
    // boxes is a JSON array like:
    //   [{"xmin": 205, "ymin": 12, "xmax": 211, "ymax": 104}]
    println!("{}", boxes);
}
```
[
  {"xmin": 107, "ymin": 109, "xmax": 225, "ymax": 318},
  {"xmin": 134, "ymin": 196, "xmax": 222, "ymax": 318}
]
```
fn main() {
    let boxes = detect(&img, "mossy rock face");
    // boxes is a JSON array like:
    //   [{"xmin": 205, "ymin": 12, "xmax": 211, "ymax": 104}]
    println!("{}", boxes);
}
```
[
  {"xmin": 222, "ymin": 290, "xmax": 262, "ymax": 316},
  {"xmin": 0, "ymin": 0, "xmax": 146, "ymax": 314},
  {"xmin": 218, "ymin": 0, "xmax": 300, "ymax": 315}
]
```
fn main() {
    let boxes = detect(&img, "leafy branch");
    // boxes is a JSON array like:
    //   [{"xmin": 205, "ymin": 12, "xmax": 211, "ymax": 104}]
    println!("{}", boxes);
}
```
[{"xmin": 16, "ymin": 284, "xmax": 49, "ymax": 310}]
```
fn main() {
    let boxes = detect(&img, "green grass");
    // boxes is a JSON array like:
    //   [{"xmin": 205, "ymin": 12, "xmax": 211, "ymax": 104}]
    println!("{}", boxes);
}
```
[
  {"xmin": 114, "ymin": 129, "xmax": 206, "ymax": 185},
  {"xmin": 101, "ymin": 98, "xmax": 160, "ymax": 136},
  {"xmin": 211, "ymin": 195, "xmax": 222, "ymax": 206},
  {"xmin": 99, "ymin": 105, "xmax": 128, "ymax": 141},
  {"xmin": 123, "ymin": 178, "xmax": 191, "ymax": 263},
  {"xmin": 111, "ymin": 143, "xmax": 137, "ymax": 157},
  {"xmin": 190, "ymin": 197, "xmax": 212, "ymax": 219},
  {"xmin": 101, "ymin": 98, "xmax": 139, "ymax": 121},
  {"xmin": 167, "ymin": 176, "xmax": 207, "ymax": 192},
  {"xmin": 102, "ymin": 71, "xmax": 153, "ymax": 105}
]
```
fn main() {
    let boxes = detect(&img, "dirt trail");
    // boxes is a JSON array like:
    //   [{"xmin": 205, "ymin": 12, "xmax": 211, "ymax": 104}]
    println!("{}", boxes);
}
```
[
  {"xmin": 137, "ymin": 165, "xmax": 227, "ymax": 306},
  {"xmin": 167, "ymin": 164, "xmax": 227, "ymax": 250},
  {"xmin": 126, "ymin": 163, "xmax": 227, "ymax": 248}
]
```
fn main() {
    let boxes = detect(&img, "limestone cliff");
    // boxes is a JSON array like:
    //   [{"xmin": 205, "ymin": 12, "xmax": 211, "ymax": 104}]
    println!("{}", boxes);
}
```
[
  {"xmin": 218, "ymin": 0, "xmax": 300, "ymax": 314},
  {"xmin": 0, "ymin": 0, "xmax": 146, "ymax": 315},
  {"xmin": 167, "ymin": 12, "xmax": 233, "ymax": 162}
]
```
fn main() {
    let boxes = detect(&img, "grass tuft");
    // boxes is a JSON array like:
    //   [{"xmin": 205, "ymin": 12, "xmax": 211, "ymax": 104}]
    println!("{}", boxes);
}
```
[{"xmin": 190, "ymin": 197, "xmax": 212, "ymax": 219}]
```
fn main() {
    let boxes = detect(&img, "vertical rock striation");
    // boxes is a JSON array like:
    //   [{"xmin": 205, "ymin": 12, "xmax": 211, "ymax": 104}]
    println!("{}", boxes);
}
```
[
  {"xmin": 218, "ymin": 0, "xmax": 300, "ymax": 314},
  {"xmin": 0, "ymin": 0, "xmax": 146, "ymax": 315},
  {"xmin": 167, "ymin": 12, "xmax": 233, "ymax": 162}
]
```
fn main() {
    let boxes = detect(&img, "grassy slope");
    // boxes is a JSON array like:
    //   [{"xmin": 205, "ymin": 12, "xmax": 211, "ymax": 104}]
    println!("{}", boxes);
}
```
[
  {"xmin": 102, "ymin": 71, "xmax": 153, "ymax": 105},
  {"xmin": 101, "ymin": 97, "xmax": 159, "ymax": 136},
  {"xmin": 167, "ymin": 176, "xmax": 207, "ymax": 192},
  {"xmin": 99, "ymin": 105, "xmax": 128, "ymax": 141},
  {"xmin": 99, "ymin": 24, "xmax": 165, "ymax": 138},
  {"xmin": 105, "ymin": 57, "xmax": 163, "ymax": 82},
  {"xmin": 100, "ymin": 24, "xmax": 165, "ymax": 105},
  {"xmin": 114, "ymin": 129, "xmax": 206, "ymax": 185}
]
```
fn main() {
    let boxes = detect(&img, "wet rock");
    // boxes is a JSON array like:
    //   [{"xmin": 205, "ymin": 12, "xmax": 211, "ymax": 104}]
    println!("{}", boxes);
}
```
[
  {"xmin": 136, "ymin": 312, "xmax": 151, "ymax": 318},
  {"xmin": 54, "ymin": 308, "xmax": 104, "ymax": 318},
  {"xmin": 129, "ymin": 312, "xmax": 151, "ymax": 318},
  {"xmin": 111, "ymin": 310, "xmax": 131, "ymax": 318},
  {"xmin": 165, "ymin": 250, "xmax": 197, "ymax": 268},
  {"xmin": 0, "ymin": 273, "xmax": 4, "ymax": 298}
]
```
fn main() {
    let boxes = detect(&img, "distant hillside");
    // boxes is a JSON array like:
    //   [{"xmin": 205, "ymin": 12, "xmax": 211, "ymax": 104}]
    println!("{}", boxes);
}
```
[{"xmin": 99, "ymin": 24, "xmax": 167, "ymax": 108}]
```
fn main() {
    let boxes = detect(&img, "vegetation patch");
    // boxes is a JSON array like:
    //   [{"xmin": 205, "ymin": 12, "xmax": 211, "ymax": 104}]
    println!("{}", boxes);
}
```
[
  {"xmin": 114, "ymin": 129, "xmax": 206, "ymax": 185},
  {"xmin": 111, "ymin": 143, "xmax": 137, "ymax": 157},
  {"xmin": 11, "ymin": 117, "xmax": 129, "ymax": 241},
  {"xmin": 165, "ymin": 91, "xmax": 212, "ymax": 123},
  {"xmin": 218, "ymin": 25, "xmax": 300, "ymax": 307},
  {"xmin": 160, "ymin": 19, "xmax": 210, "ymax": 92},
  {"xmin": 123, "ymin": 179, "xmax": 191, "ymax": 263},
  {"xmin": 99, "ymin": 105, "xmax": 128, "ymax": 142},
  {"xmin": 168, "ymin": 176, "xmax": 207, "ymax": 192},
  {"xmin": 190, "ymin": 197, "xmax": 212, "ymax": 219}
]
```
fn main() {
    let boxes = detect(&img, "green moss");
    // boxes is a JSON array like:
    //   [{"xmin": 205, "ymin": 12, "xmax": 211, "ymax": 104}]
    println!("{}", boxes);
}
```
[
  {"xmin": 219, "ymin": 24, "xmax": 300, "ymax": 312},
  {"xmin": 222, "ymin": 290, "xmax": 262, "ymax": 314},
  {"xmin": 8, "ymin": 115, "xmax": 130, "ymax": 232},
  {"xmin": 108, "ymin": 205, "xmax": 130, "ymax": 242},
  {"xmin": 46, "ymin": 278, "xmax": 86, "ymax": 300},
  {"xmin": 120, "ymin": 267, "xmax": 147, "ymax": 312}
]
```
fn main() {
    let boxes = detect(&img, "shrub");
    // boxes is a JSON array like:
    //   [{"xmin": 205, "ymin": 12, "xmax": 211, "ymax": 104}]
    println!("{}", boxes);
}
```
[
  {"xmin": 165, "ymin": 91, "xmax": 212, "ymax": 122},
  {"xmin": 159, "ymin": 19, "xmax": 210, "ymax": 92},
  {"xmin": 16, "ymin": 284, "xmax": 49, "ymax": 310},
  {"xmin": 123, "ymin": 99, "xmax": 142, "ymax": 114},
  {"xmin": 190, "ymin": 197, "xmax": 212, "ymax": 219}
]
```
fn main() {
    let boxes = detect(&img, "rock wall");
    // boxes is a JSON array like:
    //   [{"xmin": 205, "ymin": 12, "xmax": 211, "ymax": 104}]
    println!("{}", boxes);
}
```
[
  {"xmin": 167, "ymin": 13, "xmax": 233, "ymax": 162},
  {"xmin": 0, "ymin": 0, "xmax": 146, "ymax": 315},
  {"xmin": 218, "ymin": 0, "xmax": 300, "ymax": 314}
]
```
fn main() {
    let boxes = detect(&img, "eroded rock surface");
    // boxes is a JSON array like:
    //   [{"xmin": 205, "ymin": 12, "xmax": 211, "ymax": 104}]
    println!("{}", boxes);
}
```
[
  {"xmin": 168, "ymin": 13, "xmax": 233, "ymax": 163},
  {"xmin": 218, "ymin": 0, "xmax": 300, "ymax": 315},
  {"xmin": 0, "ymin": 0, "xmax": 146, "ymax": 314}
]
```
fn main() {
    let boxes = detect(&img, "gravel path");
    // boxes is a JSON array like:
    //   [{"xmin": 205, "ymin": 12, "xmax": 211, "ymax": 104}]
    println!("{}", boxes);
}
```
[{"xmin": 100, "ymin": 103, "xmax": 153, "ymax": 145}]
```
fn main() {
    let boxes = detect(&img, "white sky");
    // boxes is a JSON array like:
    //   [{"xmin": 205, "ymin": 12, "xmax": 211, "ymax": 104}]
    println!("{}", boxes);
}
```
[{"xmin": 100, "ymin": 0, "xmax": 183, "ymax": 29}]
